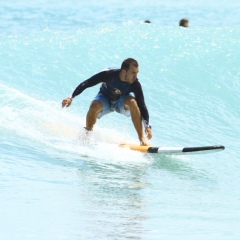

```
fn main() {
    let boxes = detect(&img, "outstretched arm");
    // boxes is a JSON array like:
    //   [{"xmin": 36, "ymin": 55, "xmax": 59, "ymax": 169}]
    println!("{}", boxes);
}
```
[{"xmin": 61, "ymin": 70, "xmax": 110, "ymax": 108}]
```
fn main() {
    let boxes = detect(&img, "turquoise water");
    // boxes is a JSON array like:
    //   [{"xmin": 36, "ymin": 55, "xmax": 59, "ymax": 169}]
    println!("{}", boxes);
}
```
[{"xmin": 1, "ymin": 0, "xmax": 240, "ymax": 239}]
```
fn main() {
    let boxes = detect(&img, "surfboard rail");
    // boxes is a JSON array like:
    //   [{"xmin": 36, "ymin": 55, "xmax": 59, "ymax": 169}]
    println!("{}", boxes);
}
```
[{"xmin": 119, "ymin": 144, "xmax": 225, "ymax": 154}]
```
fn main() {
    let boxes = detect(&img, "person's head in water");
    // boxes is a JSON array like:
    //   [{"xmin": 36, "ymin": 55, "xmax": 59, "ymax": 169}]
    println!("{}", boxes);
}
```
[
  {"xmin": 144, "ymin": 20, "xmax": 151, "ymax": 23},
  {"xmin": 179, "ymin": 18, "xmax": 189, "ymax": 27}
]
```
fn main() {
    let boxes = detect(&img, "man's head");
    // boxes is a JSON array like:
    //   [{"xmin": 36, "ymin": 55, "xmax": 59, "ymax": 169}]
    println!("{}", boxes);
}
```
[{"xmin": 120, "ymin": 58, "xmax": 139, "ymax": 84}]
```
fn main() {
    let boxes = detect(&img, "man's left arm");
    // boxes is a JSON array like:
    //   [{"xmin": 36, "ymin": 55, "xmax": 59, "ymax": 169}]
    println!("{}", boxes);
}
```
[{"xmin": 132, "ymin": 80, "xmax": 152, "ymax": 140}]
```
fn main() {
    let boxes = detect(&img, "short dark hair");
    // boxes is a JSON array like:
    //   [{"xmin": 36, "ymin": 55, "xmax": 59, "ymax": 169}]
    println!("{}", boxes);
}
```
[
  {"xmin": 179, "ymin": 18, "xmax": 189, "ymax": 27},
  {"xmin": 121, "ymin": 58, "xmax": 139, "ymax": 71}
]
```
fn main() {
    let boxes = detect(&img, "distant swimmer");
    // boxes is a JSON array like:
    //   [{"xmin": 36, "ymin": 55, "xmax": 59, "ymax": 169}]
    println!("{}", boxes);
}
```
[
  {"xmin": 144, "ymin": 20, "xmax": 151, "ymax": 23},
  {"xmin": 62, "ymin": 58, "xmax": 153, "ymax": 146},
  {"xmin": 179, "ymin": 18, "xmax": 189, "ymax": 27}
]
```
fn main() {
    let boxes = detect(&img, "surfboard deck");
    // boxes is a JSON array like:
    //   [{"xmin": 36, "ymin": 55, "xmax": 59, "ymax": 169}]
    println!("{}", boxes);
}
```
[{"xmin": 119, "ymin": 144, "xmax": 225, "ymax": 154}]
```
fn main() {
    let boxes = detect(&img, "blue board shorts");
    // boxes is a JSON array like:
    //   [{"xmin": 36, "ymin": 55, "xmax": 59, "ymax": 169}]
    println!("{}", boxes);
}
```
[{"xmin": 93, "ymin": 93, "xmax": 134, "ymax": 119}]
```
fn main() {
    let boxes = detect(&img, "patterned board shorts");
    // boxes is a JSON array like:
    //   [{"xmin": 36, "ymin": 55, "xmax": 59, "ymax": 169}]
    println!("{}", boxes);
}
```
[{"xmin": 93, "ymin": 93, "xmax": 134, "ymax": 119}]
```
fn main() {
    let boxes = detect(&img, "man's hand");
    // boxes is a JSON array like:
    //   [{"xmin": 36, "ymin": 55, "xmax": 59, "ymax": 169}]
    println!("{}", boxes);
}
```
[
  {"xmin": 145, "ymin": 127, "xmax": 152, "ymax": 140},
  {"xmin": 62, "ymin": 97, "xmax": 72, "ymax": 108}
]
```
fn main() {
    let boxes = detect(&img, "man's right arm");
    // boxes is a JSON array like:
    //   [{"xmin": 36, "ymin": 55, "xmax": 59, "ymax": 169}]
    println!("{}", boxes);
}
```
[
  {"xmin": 71, "ymin": 71, "xmax": 109, "ymax": 98},
  {"xmin": 62, "ymin": 70, "xmax": 109, "ymax": 108}
]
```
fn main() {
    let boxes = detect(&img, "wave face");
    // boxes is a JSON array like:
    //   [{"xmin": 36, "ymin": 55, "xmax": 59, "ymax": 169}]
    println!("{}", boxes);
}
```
[{"xmin": 1, "ymin": 1, "xmax": 240, "ymax": 239}]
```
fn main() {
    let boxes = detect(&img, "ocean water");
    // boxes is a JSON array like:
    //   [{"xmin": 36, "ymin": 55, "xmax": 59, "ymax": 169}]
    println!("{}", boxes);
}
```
[{"xmin": 1, "ymin": 0, "xmax": 240, "ymax": 239}]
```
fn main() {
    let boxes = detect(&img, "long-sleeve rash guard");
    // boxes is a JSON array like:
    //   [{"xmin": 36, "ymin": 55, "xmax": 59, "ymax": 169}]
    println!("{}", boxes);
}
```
[{"xmin": 71, "ymin": 68, "xmax": 150, "ymax": 128}]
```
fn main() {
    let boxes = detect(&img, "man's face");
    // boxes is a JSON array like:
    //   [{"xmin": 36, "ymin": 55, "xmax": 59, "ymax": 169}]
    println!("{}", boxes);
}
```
[{"xmin": 124, "ymin": 64, "xmax": 139, "ymax": 84}]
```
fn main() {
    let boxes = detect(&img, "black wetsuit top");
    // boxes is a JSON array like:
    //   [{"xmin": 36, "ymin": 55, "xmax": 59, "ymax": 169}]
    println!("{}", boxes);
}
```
[{"xmin": 71, "ymin": 68, "xmax": 150, "ymax": 127}]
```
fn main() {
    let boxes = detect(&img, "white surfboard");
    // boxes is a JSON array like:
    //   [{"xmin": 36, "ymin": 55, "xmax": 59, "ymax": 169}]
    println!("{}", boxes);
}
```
[{"xmin": 119, "ymin": 144, "xmax": 225, "ymax": 154}]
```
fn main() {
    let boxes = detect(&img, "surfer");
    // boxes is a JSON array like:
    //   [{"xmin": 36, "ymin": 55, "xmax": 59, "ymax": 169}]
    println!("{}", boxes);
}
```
[{"xmin": 62, "ymin": 58, "xmax": 152, "ymax": 146}]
